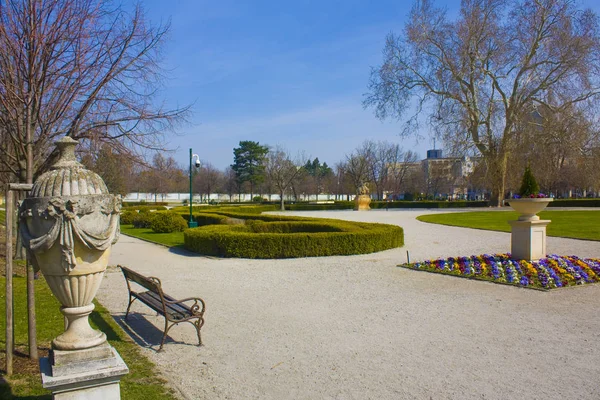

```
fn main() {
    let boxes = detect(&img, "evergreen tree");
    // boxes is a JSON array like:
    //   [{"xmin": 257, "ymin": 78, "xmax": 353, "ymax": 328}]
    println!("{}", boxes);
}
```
[
  {"xmin": 519, "ymin": 166, "xmax": 540, "ymax": 197},
  {"xmin": 231, "ymin": 141, "xmax": 269, "ymax": 200}
]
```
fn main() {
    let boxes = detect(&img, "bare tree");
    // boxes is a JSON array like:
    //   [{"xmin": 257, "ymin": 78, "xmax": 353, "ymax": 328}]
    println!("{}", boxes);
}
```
[
  {"xmin": 344, "ymin": 149, "xmax": 372, "ymax": 194},
  {"xmin": 365, "ymin": 0, "xmax": 600, "ymax": 206},
  {"xmin": 194, "ymin": 162, "xmax": 223, "ymax": 203},
  {"xmin": 387, "ymin": 149, "xmax": 419, "ymax": 197},
  {"xmin": 266, "ymin": 146, "xmax": 306, "ymax": 210},
  {"xmin": 80, "ymin": 144, "xmax": 135, "ymax": 195},
  {"xmin": 333, "ymin": 162, "xmax": 354, "ymax": 200},
  {"xmin": 138, "ymin": 154, "xmax": 183, "ymax": 202},
  {"xmin": 0, "ymin": 0, "xmax": 188, "ymax": 183}
]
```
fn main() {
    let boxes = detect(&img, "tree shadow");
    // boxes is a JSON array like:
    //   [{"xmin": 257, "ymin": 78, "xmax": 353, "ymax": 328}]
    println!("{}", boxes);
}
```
[{"xmin": 167, "ymin": 245, "xmax": 219, "ymax": 259}]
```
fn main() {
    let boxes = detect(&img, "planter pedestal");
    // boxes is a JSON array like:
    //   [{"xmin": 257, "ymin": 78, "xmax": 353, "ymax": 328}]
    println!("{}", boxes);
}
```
[
  {"xmin": 40, "ymin": 344, "xmax": 129, "ymax": 399},
  {"xmin": 354, "ymin": 194, "xmax": 371, "ymax": 211},
  {"xmin": 509, "ymin": 219, "xmax": 550, "ymax": 261}
]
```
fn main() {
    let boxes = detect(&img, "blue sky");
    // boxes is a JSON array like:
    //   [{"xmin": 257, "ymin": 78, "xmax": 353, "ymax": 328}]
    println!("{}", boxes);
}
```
[{"xmin": 142, "ymin": 0, "xmax": 600, "ymax": 170}]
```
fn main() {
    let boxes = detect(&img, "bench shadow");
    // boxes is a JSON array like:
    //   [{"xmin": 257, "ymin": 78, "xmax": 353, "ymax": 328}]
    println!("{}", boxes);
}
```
[{"xmin": 110, "ymin": 312, "xmax": 192, "ymax": 351}]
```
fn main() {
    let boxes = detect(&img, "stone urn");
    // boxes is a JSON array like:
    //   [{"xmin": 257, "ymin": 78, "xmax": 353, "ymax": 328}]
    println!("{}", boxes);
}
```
[
  {"xmin": 20, "ymin": 137, "xmax": 121, "ymax": 351},
  {"xmin": 508, "ymin": 198, "xmax": 553, "ymax": 221}
]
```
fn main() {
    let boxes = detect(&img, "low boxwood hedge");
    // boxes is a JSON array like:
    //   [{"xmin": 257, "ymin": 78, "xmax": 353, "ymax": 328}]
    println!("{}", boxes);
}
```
[
  {"xmin": 184, "ymin": 218, "xmax": 404, "ymax": 258},
  {"xmin": 123, "ymin": 201, "xmax": 168, "ymax": 207},
  {"xmin": 175, "ymin": 212, "xmax": 230, "ymax": 226},
  {"xmin": 547, "ymin": 198, "xmax": 600, "ymax": 207},
  {"xmin": 370, "ymin": 200, "xmax": 489, "ymax": 209},
  {"xmin": 122, "ymin": 205, "xmax": 168, "ymax": 212}
]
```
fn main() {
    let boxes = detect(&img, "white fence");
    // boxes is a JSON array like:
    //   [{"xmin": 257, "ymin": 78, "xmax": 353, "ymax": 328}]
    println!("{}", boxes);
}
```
[{"xmin": 123, "ymin": 192, "xmax": 344, "ymax": 203}]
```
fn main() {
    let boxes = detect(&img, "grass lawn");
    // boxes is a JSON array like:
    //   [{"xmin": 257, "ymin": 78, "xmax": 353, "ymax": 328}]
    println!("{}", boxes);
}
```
[
  {"xmin": 417, "ymin": 210, "xmax": 600, "ymax": 241},
  {"xmin": 120, "ymin": 225, "xmax": 184, "ymax": 247},
  {"xmin": 0, "ymin": 275, "xmax": 179, "ymax": 399}
]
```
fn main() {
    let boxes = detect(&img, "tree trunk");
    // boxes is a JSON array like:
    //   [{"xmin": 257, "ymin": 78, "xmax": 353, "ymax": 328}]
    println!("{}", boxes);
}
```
[
  {"xmin": 488, "ymin": 153, "xmax": 508, "ymax": 207},
  {"xmin": 280, "ymin": 190, "xmax": 285, "ymax": 211}
]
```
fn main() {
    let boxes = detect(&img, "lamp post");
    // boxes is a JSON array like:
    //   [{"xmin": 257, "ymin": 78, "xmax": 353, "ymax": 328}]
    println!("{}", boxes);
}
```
[{"xmin": 189, "ymin": 148, "xmax": 200, "ymax": 227}]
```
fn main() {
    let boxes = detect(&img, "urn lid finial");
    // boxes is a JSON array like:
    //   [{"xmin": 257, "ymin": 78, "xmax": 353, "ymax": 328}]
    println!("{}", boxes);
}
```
[
  {"xmin": 52, "ymin": 136, "xmax": 82, "ymax": 169},
  {"xmin": 29, "ymin": 136, "xmax": 109, "ymax": 197}
]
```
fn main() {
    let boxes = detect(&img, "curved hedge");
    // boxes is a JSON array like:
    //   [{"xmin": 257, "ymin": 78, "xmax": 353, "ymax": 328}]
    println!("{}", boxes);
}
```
[
  {"xmin": 122, "ymin": 205, "xmax": 168, "ymax": 212},
  {"xmin": 183, "ymin": 218, "xmax": 404, "ymax": 258}
]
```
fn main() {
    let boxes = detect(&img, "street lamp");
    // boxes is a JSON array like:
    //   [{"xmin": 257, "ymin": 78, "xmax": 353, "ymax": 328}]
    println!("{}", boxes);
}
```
[{"xmin": 189, "ymin": 148, "xmax": 201, "ymax": 227}]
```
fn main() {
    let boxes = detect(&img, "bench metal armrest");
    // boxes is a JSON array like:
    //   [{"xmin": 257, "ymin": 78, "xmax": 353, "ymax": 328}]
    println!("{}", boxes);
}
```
[{"xmin": 165, "ymin": 297, "xmax": 206, "ymax": 314}]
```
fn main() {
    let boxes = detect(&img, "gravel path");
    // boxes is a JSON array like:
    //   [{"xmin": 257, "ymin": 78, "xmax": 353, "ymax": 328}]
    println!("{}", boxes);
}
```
[{"xmin": 98, "ymin": 209, "xmax": 600, "ymax": 400}]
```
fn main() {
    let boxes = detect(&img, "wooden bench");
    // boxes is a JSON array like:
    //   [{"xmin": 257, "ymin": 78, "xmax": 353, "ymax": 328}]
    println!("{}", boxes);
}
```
[{"xmin": 119, "ymin": 265, "xmax": 206, "ymax": 351}]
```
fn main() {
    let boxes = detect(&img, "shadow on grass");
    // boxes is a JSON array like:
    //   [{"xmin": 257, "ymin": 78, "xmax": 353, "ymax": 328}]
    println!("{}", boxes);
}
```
[{"xmin": 0, "ymin": 350, "xmax": 52, "ymax": 399}]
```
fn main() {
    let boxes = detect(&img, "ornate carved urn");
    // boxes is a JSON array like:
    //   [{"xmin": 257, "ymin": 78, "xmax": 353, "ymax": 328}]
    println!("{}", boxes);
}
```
[{"xmin": 20, "ymin": 137, "xmax": 121, "ymax": 350}]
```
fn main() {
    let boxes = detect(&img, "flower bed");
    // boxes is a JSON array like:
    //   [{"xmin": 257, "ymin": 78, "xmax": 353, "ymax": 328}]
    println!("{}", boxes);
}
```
[{"xmin": 399, "ymin": 254, "xmax": 600, "ymax": 290}]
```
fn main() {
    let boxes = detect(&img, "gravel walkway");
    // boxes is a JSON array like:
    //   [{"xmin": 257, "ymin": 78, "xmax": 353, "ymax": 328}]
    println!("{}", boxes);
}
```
[{"xmin": 98, "ymin": 209, "xmax": 600, "ymax": 400}]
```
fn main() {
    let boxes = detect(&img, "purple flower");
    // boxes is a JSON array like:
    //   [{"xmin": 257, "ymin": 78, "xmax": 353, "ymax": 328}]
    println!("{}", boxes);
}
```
[{"xmin": 519, "ymin": 276, "xmax": 529, "ymax": 286}]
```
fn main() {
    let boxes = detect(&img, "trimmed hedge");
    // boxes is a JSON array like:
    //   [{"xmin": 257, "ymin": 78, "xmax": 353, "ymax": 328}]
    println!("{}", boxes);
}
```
[
  {"xmin": 286, "ymin": 203, "xmax": 352, "ymax": 211},
  {"xmin": 123, "ymin": 201, "xmax": 168, "ymax": 206},
  {"xmin": 285, "ymin": 200, "xmax": 489, "ymax": 210},
  {"xmin": 175, "ymin": 212, "xmax": 230, "ymax": 226},
  {"xmin": 369, "ymin": 200, "xmax": 488, "ymax": 209},
  {"xmin": 150, "ymin": 212, "xmax": 188, "ymax": 233},
  {"xmin": 547, "ymin": 198, "xmax": 600, "ymax": 207},
  {"xmin": 122, "ymin": 205, "xmax": 168, "ymax": 212},
  {"xmin": 184, "ymin": 218, "xmax": 404, "ymax": 258}
]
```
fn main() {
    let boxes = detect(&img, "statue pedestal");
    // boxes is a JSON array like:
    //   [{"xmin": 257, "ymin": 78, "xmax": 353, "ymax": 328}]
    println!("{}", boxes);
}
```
[
  {"xmin": 354, "ymin": 194, "xmax": 371, "ymax": 211},
  {"xmin": 508, "ymin": 219, "xmax": 550, "ymax": 261},
  {"xmin": 40, "ymin": 344, "xmax": 128, "ymax": 399}
]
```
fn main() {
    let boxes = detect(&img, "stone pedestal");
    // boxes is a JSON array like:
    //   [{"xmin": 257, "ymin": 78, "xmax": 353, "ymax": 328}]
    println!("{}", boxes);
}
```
[
  {"xmin": 354, "ymin": 194, "xmax": 371, "ymax": 211},
  {"xmin": 40, "ymin": 344, "xmax": 128, "ymax": 399},
  {"xmin": 509, "ymin": 219, "xmax": 550, "ymax": 261}
]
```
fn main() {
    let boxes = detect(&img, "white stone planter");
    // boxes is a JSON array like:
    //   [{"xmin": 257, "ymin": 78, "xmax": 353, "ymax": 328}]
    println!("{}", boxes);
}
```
[
  {"xmin": 507, "ymin": 197, "xmax": 553, "ymax": 261},
  {"xmin": 508, "ymin": 198, "xmax": 553, "ymax": 221}
]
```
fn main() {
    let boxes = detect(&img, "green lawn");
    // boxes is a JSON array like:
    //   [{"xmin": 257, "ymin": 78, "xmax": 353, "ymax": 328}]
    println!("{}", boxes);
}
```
[
  {"xmin": 417, "ymin": 210, "xmax": 600, "ymax": 241},
  {"xmin": 0, "ymin": 276, "xmax": 179, "ymax": 399},
  {"xmin": 120, "ymin": 225, "xmax": 184, "ymax": 247}
]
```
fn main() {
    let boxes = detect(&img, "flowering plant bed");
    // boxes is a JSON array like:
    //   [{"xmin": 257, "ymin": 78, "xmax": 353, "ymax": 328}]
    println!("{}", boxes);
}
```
[{"xmin": 398, "ymin": 254, "xmax": 600, "ymax": 290}]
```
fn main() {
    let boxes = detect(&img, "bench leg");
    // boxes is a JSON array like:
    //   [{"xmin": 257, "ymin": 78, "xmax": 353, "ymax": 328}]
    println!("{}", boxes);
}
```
[
  {"xmin": 194, "ymin": 318, "xmax": 204, "ymax": 346},
  {"xmin": 159, "ymin": 318, "xmax": 173, "ymax": 351},
  {"xmin": 125, "ymin": 295, "xmax": 135, "ymax": 320}
]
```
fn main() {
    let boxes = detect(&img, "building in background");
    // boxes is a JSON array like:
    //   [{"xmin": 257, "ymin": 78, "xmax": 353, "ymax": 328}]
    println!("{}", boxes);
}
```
[{"xmin": 421, "ymin": 149, "xmax": 478, "ymax": 199}]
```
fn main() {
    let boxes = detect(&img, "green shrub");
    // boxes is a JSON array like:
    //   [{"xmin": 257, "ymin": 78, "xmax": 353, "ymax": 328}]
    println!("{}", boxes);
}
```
[
  {"xmin": 150, "ymin": 212, "xmax": 188, "ymax": 233},
  {"xmin": 120, "ymin": 210, "xmax": 136, "ymax": 225},
  {"xmin": 184, "ymin": 218, "xmax": 404, "ymax": 258},
  {"xmin": 132, "ymin": 212, "xmax": 156, "ymax": 228},
  {"xmin": 519, "ymin": 166, "xmax": 540, "ymax": 196}
]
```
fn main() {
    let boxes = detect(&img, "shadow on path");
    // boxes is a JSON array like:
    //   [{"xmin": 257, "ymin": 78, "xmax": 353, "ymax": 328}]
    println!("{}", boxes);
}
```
[{"xmin": 111, "ymin": 313, "xmax": 193, "ymax": 351}]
